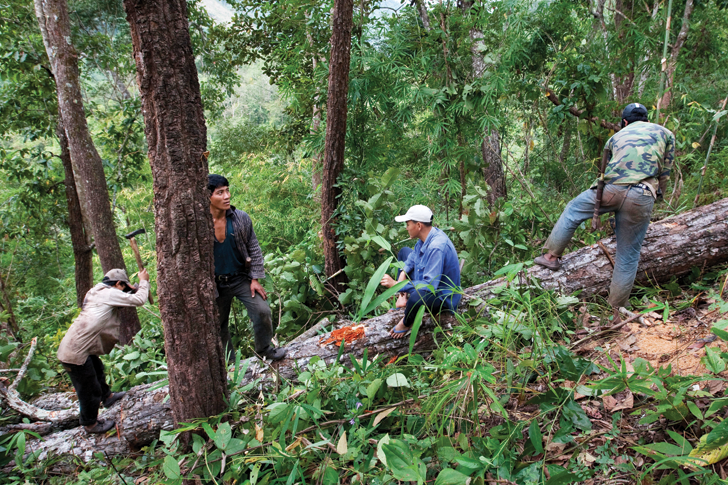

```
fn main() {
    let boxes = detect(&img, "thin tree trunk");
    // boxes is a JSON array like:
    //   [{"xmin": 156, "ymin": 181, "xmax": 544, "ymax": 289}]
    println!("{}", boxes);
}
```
[
  {"xmin": 123, "ymin": 0, "xmax": 228, "ymax": 434},
  {"xmin": 321, "ymin": 0, "xmax": 354, "ymax": 292},
  {"xmin": 34, "ymin": 0, "xmax": 141, "ymax": 343},
  {"xmin": 481, "ymin": 130, "xmax": 507, "ymax": 206},
  {"xmin": 0, "ymin": 274, "xmax": 19, "ymax": 340},
  {"xmin": 57, "ymin": 117, "xmax": 93, "ymax": 307},
  {"xmin": 658, "ymin": 0, "xmax": 694, "ymax": 111},
  {"xmin": 462, "ymin": 1, "xmax": 506, "ymax": 207},
  {"xmin": 413, "ymin": 0, "xmax": 431, "ymax": 31}
]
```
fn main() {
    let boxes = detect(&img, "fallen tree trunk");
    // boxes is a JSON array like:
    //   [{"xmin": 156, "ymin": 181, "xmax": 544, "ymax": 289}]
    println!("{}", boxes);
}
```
[{"xmin": 8, "ymin": 197, "xmax": 728, "ymax": 467}]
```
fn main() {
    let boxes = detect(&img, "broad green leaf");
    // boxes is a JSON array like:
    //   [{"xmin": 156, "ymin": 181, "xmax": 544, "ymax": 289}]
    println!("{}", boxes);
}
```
[
  {"xmin": 706, "ymin": 398, "xmax": 728, "ymax": 418},
  {"xmin": 214, "ymin": 422, "xmax": 232, "ymax": 451},
  {"xmin": 529, "ymin": 420, "xmax": 543, "ymax": 454},
  {"xmin": 435, "ymin": 468, "xmax": 471, "ymax": 485},
  {"xmin": 163, "ymin": 455, "xmax": 181, "ymax": 480},
  {"xmin": 702, "ymin": 346, "xmax": 726, "ymax": 374},
  {"xmin": 123, "ymin": 351, "xmax": 140, "ymax": 360},
  {"xmin": 408, "ymin": 305, "xmax": 426, "ymax": 356},
  {"xmin": 666, "ymin": 430, "xmax": 693, "ymax": 454},
  {"xmin": 376, "ymin": 434, "xmax": 391, "ymax": 466},
  {"xmin": 367, "ymin": 378, "xmax": 383, "ymax": 401},
  {"xmin": 637, "ymin": 441, "xmax": 686, "ymax": 456},
  {"xmin": 381, "ymin": 167, "xmax": 401, "ymax": 188},
  {"xmin": 323, "ymin": 466, "xmax": 339, "ymax": 485},
  {"xmin": 711, "ymin": 326, "xmax": 728, "ymax": 341},
  {"xmin": 371, "ymin": 236, "xmax": 391, "ymax": 252},
  {"xmin": 544, "ymin": 470, "xmax": 580, "ymax": 485},
  {"xmin": 386, "ymin": 373, "xmax": 410, "ymax": 388},
  {"xmin": 381, "ymin": 440, "xmax": 423, "ymax": 482},
  {"xmin": 357, "ymin": 257, "xmax": 393, "ymax": 321},
  {"xmin": 361, "ymin": 280, "xmax": 408, "ymax": 318}
]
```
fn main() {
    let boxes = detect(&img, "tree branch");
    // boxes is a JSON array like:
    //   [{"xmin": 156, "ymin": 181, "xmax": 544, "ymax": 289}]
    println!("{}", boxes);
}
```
[{"xmin": 543, "ymin": 87, "xmax": 621, "ymax": 132}]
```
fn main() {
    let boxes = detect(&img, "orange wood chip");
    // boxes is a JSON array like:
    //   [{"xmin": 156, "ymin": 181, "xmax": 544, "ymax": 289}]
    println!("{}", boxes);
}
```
[{"xmin": 319, "ymin": 325, "xmax": 365, "ymax": 346}]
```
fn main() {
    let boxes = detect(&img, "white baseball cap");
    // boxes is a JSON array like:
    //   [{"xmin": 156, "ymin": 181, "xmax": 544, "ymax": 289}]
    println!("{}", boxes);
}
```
[{"xmin": 394, "ymin": 205, "xmax": 433, "ymax": 223}]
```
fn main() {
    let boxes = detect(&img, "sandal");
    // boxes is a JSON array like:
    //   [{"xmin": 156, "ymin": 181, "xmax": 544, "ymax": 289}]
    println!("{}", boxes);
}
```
[{"xmin": 389, "ymin": 327, "xmax": 411, "ymax": 340}]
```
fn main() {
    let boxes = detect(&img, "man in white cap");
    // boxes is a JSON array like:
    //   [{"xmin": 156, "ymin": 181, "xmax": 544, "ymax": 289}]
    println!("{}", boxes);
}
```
[
  {"xmin": 57, "ymin": 268, "xmax": 150, "ymax": 433},
  {"xmin": 380, "ymin": 205, "xmax": 462, "ymax": 338}
]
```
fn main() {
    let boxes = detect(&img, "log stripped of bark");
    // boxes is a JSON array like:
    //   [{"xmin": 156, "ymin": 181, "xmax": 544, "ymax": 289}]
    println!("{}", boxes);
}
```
[{"xmin": 11, "ymin": 198, "xmax": 728, "ymax": 466}]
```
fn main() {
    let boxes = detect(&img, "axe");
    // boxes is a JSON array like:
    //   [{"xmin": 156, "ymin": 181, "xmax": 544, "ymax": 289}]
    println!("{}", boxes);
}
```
[{"xmin": 124, "ymin": 228, "xmax": 154, "ymax": 305}]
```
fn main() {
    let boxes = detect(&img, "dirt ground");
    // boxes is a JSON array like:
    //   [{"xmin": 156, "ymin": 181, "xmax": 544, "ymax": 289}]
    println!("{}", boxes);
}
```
[{"xmin": 577, "ymin": 301, "xmax": 728, "ymax": 380}]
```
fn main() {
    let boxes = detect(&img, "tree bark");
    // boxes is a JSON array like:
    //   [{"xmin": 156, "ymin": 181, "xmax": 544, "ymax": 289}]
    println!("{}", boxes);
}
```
[
  {"xmin": 320, "ymin": 0, "xmax": 354, "ymax": 292},
  {"xmin": 658, "ymin": 0, "xmax": 695, "ymax": 111},
  {"xmin": 14, "ymin": 197, "xmax": 728, "ymax": 468},
  {"xmin": 123, "ymin": 0, "xmax": 228, "ymax": 431},
  {"xmin": 57, "ymin": 117, "xmax": 93, "ymax": 308},
  {"xmin": 481, "ymin": 129, "xmax": 507, "ymax": 206},
  {"xmin": 34, "ymin": 0, "xmax": 141, "ymax": 342},
  {"xmin": 413, "ymin": 0, "xmax": 431, "ymax": 31}
]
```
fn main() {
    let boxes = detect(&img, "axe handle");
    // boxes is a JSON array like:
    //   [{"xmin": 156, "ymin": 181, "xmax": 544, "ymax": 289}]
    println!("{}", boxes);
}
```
[{"xmin": 128, "ymin": 238, "xmax": 154, "ymax": 305}]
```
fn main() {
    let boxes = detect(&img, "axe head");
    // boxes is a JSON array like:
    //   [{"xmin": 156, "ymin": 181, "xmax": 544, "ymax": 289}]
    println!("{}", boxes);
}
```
[{"xmin": 124, "ymin": 228, "xmax": 146, "ymax": 239}]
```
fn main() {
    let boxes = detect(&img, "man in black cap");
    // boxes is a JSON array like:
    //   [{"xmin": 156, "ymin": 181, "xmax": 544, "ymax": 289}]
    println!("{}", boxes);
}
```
[{"xmin": 535, "ymin": 103, "xmax": 675, "ymax": 321}]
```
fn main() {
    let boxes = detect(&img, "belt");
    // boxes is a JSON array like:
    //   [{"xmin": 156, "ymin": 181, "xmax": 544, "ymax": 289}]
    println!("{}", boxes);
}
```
[
  {"xmin": 632, "ymin": 183, "xmax": 651, "ymax": 191},
  {"xmin": 215, "ymin": 272, "xmax": 244, "ymax": 284}
]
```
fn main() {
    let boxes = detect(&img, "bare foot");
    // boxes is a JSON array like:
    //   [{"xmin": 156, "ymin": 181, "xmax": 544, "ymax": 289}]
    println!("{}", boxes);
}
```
[
  {"xmin": 395, "ymin": 293, "xmax": 407, "ymax": 308},
  {"xmin": 389, "ymin": 318, "xmax": 410, "ymax": 339}
]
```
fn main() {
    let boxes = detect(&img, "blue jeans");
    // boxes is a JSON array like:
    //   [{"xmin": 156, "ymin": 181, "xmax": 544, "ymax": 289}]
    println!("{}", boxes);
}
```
[
  {"xmin": 543, "ymin": 184, "xmax": 654, "ymax": 308},
  {"xmin": 396, "ymin": 247, "xmax": 454, "ymax": 328},
  {"xmin": 544, "ymin": 184, "xmax": 655, "ymax": 308}
]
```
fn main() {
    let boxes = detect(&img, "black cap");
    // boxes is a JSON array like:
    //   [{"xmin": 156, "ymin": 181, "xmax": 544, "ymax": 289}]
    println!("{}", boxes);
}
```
[{"xmin": 622, "ymin": 103, "xmax": 648, "ymax": 122}]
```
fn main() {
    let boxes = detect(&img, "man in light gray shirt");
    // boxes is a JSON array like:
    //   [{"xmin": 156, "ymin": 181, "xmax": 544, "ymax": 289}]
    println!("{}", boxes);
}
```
[{"xmin": 58, "ymin": 268, "xmax": 149, "ymax": 433}]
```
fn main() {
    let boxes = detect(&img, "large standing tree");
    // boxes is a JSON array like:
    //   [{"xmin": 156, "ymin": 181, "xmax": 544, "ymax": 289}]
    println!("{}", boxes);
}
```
[
  {"xmin": 122, "ymin": 0, "xmax": 228, "ymax": 427},
  {"xmin": 33, "ymin": 0, "xmax": 141, "ymax": 341},
  {"xmin": 321, "ymin": 0, "xmax": 354, "ymax": 292}
]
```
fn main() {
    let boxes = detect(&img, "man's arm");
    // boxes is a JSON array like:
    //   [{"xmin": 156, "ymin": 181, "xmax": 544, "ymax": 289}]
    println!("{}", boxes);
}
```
[
  {"xmin": 399, "ymin": 248, "xmax": 445, "ymax": 295},
  {"xmin": 381, "ymin": 249, "xmax": 416, "ymax": 288},
  {"xmin": 242, "ymin": 213, "xmax": 266, "ymax": 280},
  {"xmin": 658, "ymin": 131, "xmax": 676, "ymax": 198},
  {"xmin": 104, "ymin": 280, "xmax": 150, "ymax": 307}
]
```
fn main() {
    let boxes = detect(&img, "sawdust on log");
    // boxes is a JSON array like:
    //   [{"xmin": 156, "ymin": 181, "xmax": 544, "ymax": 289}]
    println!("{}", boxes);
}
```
[{"xmin": 319, "ymin": 324, "xmax": 366, "ymax": 346}]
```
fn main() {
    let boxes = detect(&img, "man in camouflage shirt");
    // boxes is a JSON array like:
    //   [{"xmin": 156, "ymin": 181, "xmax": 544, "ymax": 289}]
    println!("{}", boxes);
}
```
[{"xmin": 535, "ymin": 103, "xmax": 675, "ymax": 321}]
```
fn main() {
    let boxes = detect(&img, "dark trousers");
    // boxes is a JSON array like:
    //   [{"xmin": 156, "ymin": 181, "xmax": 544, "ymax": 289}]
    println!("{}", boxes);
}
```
[
  {"xmin": 62, "ymin": 355, "xmax": 110, "ymax": 426},
  {"xmin": 397, "ymin": 247, "xmax": 454, "ymax": 328},
  {"xmin": 216, "ymin": 275, "xmax": 274, "ymax": 361}
]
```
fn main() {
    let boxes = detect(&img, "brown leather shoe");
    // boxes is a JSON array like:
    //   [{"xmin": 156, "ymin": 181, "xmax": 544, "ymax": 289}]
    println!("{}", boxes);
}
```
[
  {"xmin": 534, "ymin": 255, "xmax": 562, "ymax": 271},
  {"xmin": 84, "ymin": 419, "xmax": 115, "ymax": 434}
]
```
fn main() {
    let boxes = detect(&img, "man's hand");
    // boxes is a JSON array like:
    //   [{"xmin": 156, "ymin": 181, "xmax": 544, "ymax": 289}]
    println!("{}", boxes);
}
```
[
  {"xmin": 251, "ymin": 279, "xmax": 267, "ymax": 300},
  {"xmin": 139, "ymin": 269, "xmax": 150, "ymax": 281},
  {"xmin": 381, "ymin": 274, "xmax": 396, "ymax": 288}
]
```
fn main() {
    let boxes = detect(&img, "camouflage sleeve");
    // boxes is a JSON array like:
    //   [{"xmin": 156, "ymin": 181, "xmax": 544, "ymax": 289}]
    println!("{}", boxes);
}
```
[{"xmin": 659, "ymin": 131, "xmax": 675, "ymax": 181}]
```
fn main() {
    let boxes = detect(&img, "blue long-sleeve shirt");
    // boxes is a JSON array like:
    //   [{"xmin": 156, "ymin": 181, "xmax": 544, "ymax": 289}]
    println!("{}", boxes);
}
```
[{"xmin": 400, "ymin": 227, "xmax": 462, "ymax": 307}]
